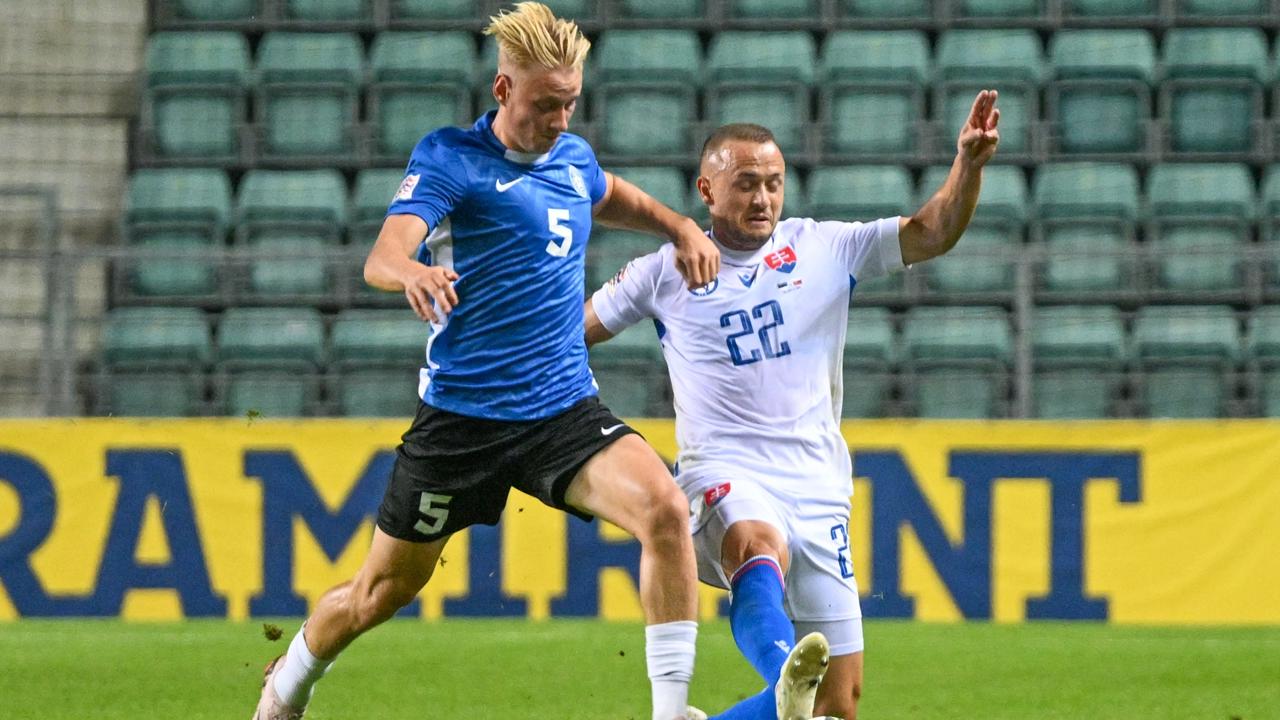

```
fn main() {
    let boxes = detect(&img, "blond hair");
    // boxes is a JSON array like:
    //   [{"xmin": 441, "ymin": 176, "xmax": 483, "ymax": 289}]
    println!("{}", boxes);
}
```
[{"xmin": 484, "ymin": 2, "xmax": 590, "ymax": 70}]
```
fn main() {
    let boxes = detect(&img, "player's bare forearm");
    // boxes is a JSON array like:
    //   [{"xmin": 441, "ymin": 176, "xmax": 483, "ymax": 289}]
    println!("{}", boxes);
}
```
[
  {"xmin": 899, "ymin": 155, "xmax": 983, "ymax": 265},
  {"xmin": 363, "ymin": 214, "xmax": 430, "ymax": 292},
  {"xmin": 594, "ymin": 174, "xmax": 693, "ymax": 240},
  {"xmin": 583, "ymin": 298, "xmax": 615, "ymax": 347},
  {"xmin": 899, "ymin": 89, "xmax": 1000, "ymax": 265}
]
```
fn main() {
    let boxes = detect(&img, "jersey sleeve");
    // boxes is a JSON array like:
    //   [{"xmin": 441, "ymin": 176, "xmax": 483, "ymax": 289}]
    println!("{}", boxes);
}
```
[
  {"xmin": 590, "ymin": 249, "xmax": 665, "ymax": 334},
  {"xmin": 386, "ymin": 133, "xmax": 469, "ymax": 231},
  {"xmin": 817, "ymin": 216, "xmax": 905, "ymax": 282}
]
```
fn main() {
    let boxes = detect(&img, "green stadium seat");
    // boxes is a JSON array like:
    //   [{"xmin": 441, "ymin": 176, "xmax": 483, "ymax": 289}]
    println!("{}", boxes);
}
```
[
  {"xmin": 284, "ymin": 0, "xmax": 371, "ymax": 22},
  {"xmin": 172, "ymin": 0, "xmax": 257, "ymax": 20},
  {"xmin": 1042, "ymin": 229, "xmax": 1128, "ymax": 293},
  {"xmin": 370, "ymin": 32, "xmax": 473, "ymax": 158},
  {"xmin": 1247, "ymin": 306, "xmax": 1280, "ymax": 360},
  {"xmin": 1048, "ymin": 31, "xmax": 1155, "ymax": 155},
  {"xmin": 1261, "ymin": 371, "xmax": 1280, "ymax": 417},
  {"xmin": 1063, "ymin": 0, "xmax": 1156, "ymax": 17},
  {"xmin": 1151, "ymin": 230, "xmax": 1241, "ymax": 292},
  {"xmin": 103, "ymin": 308, "xmax": 213, "ymax": 366},
  {"xmin": 130, "ymin": 234, "xmax": 219, "ymax": 298},
  {"xmin": 845, "ymin": 307, "xmax": 896, "ymax": 366},
  {"xmin": 611, "ymin": 167, "xmax": 688, "ymax": 216},
  {"xmin": 1147, "ymin": 164, "xmax": 1255, "ymax": 292},
  {"xmin": 902, "ymin": 306, "xmax": 1013, "ymax": 364},
  {"xmin": 242, "ymin": 234, "xmax": 330, "ymax": 298},
  {"xmin": 331, "ymin": 309, "xmax": 428, "ymax": 366},
  {"xmin": 730, "ymin": 0, "xmax": 818, "ymax": 19},
  {"xmin": 594, "ymin": 33, "xmax": 697, "ymax": 160},
  {"xmin": 1033, "ymin": 305, "xmax": 1126, "ymax": 365},
  {"xmin": 1034, "ymin": 162, "xmax": 1140, "ymax": 222},
  {"xmin": 236, "ymin": 170, "xmax": 348, "ymax": 241},
  {"xmin": 337, "ymin": 369, "xmax": 421, "ymax": 417},
  {"xmin": 590, "ymin": 323, "xmax": 666, "ymax": 417},
  {"xmin": 922, "ymin": 227, "xmax": 1018, "ymax": 294},
  {"xmin": 841, "ymin": 370, "xmax": 891, "ymax": 418},
  {"xmin": 808, "ymin": 166, "xmax": 911, "ymax": 220},
  {"xmin": 145, "ymin": 33, "xmax": 249, "ymax": 158},
  {"xmin": 955, "ymin": 0, "xmax": 1043, "ymax": 18},
  {"xmin": 935, "ymin": 30, "xmax": 1044, "ymax": 156},
  {"xmin": 106, "ymin": 373, "xmax": 205, "ymax": 417},
  {"xmin": 1147, "ymin": 163, "xmax": 1256, "ymax": 220},
  {"xmin": 1033, "ymin": 371, "xmax": 1113, "ymax": 419},
  {"xmin": 256, "ymin": 33, "xmax": 363, "ymax": 159},
  {"xmin": 903, "ymin": 306, "xmax": 1012, "ymax": 419},
  {"xmin": 353, "ymin": 168, "xmax": 404, "ymax": 239},
  {"xmin": 1162, "ymin": 29, "xmax": 1269, "ymax": 155},
  {"xmin": 1178, "ymin": 0, "xmax": 1270, "ymax": 16},
  {"xmin": 616, "ymin": 0, "xmax": 703, "ymax": 18},
  {"xmin": 125, "ymin": 169, "xmax": 232, "ymax": 236},
  {"xmin": 588, "ymin": 230, "xmax": 659, "ymax": 290},
  {"xmin": 217, "ymin": 307, "xmax": 326, "ymax": 366},
  {"xmin": 223, "ymin": 372, "xmax": 314, "ymax": 417},
  {"xmin": 915, "ymin": 369, "xmax": 1004, "ymax": 419},
  {"xmin": 538, "ymin": 0, "xmax": 593, "ymax": 17},
  {"xmin": 1142, "ymin": 368, "xmax": 1229, "ymax": 418},
  {"xmin": 1262, "ymin": 166, "xmax": 1280, "ymax": 242},
  {"xmin": 839, "ymin": 0, "xmax": 931, "ymax": 18},
  {"xmin": 820, "ymin": 31, "xmax": 929, "ymax": 157},
  {"xmin": 707, "ymin": 32, "xmax": 816, "ymax": 155},
  {"xmin": 1133, "ymin": 306, "xmax": 1241, "ymax": 366},
  {"xmin": 390, "ymin": 0, "xmax": 476, "ymax": 20}
]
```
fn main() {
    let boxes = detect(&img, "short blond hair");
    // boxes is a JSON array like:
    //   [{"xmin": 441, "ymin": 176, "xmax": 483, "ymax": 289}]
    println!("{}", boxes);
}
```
[{"xmin": 485, "ymin": 2, "xmax": 590, "ymax": 70}]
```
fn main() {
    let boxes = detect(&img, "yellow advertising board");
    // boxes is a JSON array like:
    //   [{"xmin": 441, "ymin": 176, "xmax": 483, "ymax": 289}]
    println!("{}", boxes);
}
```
[{"xmin": 0, "ymin": 419, "xmax": 1277, "ymax": 623}]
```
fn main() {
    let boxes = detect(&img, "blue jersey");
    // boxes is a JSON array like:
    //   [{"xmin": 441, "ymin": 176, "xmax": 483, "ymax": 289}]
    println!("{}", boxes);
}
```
[{"xmin": 387, "ymin": 111, "xmax": 608, "ymax": 420}]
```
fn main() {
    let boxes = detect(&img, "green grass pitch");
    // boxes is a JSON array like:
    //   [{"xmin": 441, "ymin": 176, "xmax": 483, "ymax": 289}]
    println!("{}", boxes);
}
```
[{"xmin": 1, "ymin": 619, "xmax": 1276, "ymax": 719}]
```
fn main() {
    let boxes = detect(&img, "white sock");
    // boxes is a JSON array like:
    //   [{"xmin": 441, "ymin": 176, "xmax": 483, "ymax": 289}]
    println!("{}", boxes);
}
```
[
  {"xmin": 272, "ymin": 625, "xmax": 333, "ymax": 708},
  {"xmin": 646, "ymin": 620, "xmax": 698, "ymax": 720}
]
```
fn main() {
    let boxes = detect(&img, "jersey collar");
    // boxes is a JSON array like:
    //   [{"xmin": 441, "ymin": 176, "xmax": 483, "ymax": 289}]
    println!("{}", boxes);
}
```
[{"xmin": 475, "ymin": 110, "xmax": 554, "ymax": 166}]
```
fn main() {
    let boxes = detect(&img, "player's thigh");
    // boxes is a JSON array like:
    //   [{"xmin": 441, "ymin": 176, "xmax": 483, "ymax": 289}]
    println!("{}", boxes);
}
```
[
  {"xmin": 813, "ymin": 650, "xmax": 864, "ymax": 718},
  {"xmin": 689, "ymin": 477, "xmax": 791, "ymax": 588},
  {"xmin": 352, "ymin": 527, "xmax": 450, "ymax": 601},
  {"xmin": 562, "ymin": 432, "xmax": 683, "ymax": 536}
]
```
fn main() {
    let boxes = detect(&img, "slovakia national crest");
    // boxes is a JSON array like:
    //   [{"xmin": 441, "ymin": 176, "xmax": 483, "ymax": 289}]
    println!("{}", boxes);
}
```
[
  {"xmin": 764, "ymin": 246, "xmax": 798, "ymax": 273},
  {"xmin": 569, "ymin": 165, "xmax": 589, "ymax": 199},
  {"xmin": 688, "ymin": 278, "xmax": 719, "ymax": 297},
  {"xmin": 704, "ymin": 483, "xmax": 731, "ymax": 508}
]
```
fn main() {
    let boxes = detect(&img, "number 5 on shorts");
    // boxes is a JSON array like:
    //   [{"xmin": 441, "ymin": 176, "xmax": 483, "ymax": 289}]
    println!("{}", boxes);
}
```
[{"xmin": 415, "ymin": 492, "xmax": 452, "ymax": 535}]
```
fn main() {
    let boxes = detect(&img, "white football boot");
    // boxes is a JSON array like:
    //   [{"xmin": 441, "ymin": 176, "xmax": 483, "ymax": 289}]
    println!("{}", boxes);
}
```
[
  {"xmin": 774, "ymin": 632, "xmax": 830, "ymax": 720},
  {"xmin": 252, "ymin": 655, "xmax": 306, "ymax": 720}
]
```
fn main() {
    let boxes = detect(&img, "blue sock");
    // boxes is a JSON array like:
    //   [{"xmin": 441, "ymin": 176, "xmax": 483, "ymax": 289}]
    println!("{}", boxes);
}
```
[{"xmin": 710, "ymin": 556, "xmax": 794, "ymax": 720}]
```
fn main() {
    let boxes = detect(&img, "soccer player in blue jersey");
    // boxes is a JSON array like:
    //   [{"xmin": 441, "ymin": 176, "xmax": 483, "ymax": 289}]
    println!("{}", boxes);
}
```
[{"xmin": 252, "ymin": 4, "xmax": 719, "ymax": 720}]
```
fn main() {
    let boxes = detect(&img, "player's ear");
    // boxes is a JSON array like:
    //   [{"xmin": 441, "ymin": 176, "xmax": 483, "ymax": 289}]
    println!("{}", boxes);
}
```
[
  {"xmin": 696, "ymin": 176, "xmax": 714, "ymax": 207},
  {"xmin": 492, "ymin": 73, "xmax": 510, "ymax": 105}
]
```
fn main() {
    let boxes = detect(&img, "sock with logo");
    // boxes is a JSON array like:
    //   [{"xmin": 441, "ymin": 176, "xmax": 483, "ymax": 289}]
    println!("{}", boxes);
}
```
[{"xmin": 710, "ymin": 555, "xmax": 794, "ymax": 720}]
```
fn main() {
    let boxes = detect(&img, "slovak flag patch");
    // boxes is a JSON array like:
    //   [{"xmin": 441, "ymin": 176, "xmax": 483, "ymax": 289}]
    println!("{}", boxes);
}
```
[
  {"xmin": 704, "ymin": 483, "xmax": 731, "ymax": 508},
  {"xmin": 764, "ymin": 246, "xmax": 797, "ymax": 273}
]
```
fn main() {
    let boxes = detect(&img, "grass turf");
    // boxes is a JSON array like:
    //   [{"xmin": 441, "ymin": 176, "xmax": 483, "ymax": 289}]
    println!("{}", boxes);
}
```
[{"xmin": 0, "ymin": 619, "xmax": 1276, "ymax": 719}]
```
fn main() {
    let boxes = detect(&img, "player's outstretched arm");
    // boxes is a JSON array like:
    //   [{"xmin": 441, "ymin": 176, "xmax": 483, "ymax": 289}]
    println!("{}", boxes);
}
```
[
  {"xmin": 363, "ymin": 213, "xmax": 460, "ymax": 324},
  {"xmin": 593, "ymin": 172, "xmax": 720, "ymax": 289},
  {"xmin": 899, "ymin": 89, "xmax": 1001, "ymax": 265},
  {"xmin": 583, "ymin": 297, "xmax": 615, "ymax": 347}
]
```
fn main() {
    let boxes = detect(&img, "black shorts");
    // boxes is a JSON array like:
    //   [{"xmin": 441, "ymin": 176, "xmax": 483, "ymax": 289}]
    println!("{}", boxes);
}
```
[{"xmin": 376, "ymin": 395, "xmax": 638, "ymax": 542}]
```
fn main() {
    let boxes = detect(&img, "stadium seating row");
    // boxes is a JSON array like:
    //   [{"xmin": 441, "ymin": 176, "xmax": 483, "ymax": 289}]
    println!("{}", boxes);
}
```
[
  {"xmin": 138, "ymin": 28, "xmax": 1280, "ymax": 163},
  {"xmin": 155, "ymin": 0, "xmax": 1280, "ymax": 27},
  {"xmin": 95, "ymin": 304, "xmax": 1280, "ymax": 418}
]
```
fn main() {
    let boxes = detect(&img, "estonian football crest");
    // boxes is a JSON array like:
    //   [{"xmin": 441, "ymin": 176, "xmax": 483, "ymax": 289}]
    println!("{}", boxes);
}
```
[
  {"xmin": 764, "ymin": 246, "xmax": 798, "ymax": 273},
  {"xmin": 569, "ymin": 166, "xmax": 588, "ymax": 199}
]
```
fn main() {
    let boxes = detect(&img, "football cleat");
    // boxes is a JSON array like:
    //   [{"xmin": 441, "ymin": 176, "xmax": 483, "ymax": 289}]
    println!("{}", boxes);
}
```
[
  {"xmin": 252, "ymin": 655, "xmax": 306, "ymax": 720},
  {"xmin": 774, "ymin": 632, "xmax": 830, "ymax": 720},
  {"xmin": 684, "ymin": 706, "xmax": 709, "ymax": 720}
]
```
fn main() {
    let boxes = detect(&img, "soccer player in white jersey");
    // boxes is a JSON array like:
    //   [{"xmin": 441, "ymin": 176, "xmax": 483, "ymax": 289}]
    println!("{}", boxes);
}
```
[
  {"xmin": 253, "ymin": 4, "xmax": 719, "ymax": 720},
  {"xmin": 586, "ymin": 92, "xmax": 1001, "ymax": 719}
]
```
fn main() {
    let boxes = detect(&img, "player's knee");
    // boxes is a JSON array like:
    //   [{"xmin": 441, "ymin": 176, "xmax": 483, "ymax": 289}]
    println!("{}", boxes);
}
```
[
  {"xmin": 351, "ymin": 578, "xmax": 418, "ymax": 630},
  {"xmin": 640, "ymin": 483, "xmax": 690, "ymax": 547}
]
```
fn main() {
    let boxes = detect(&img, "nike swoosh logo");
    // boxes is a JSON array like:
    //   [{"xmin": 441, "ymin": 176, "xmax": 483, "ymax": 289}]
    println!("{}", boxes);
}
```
[
  {"xmin": 495, "ymin": 177, "xmax": 524, "ymax": 192},
  {"xmin": 600, "ymin": 423, "xmax": 626, "ymax": 436}
]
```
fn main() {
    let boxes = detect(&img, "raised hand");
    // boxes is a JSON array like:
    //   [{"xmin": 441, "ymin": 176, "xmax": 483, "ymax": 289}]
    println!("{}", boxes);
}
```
[{"xmin": 957, "ymin": 89, "xmax": 1000, "ymax": 167}]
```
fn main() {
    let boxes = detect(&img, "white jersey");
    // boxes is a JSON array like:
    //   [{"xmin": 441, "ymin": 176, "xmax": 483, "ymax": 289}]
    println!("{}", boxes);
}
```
[{"xmin": 591, "ymin": 216, "xmax": 904, "ymax": 500}]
